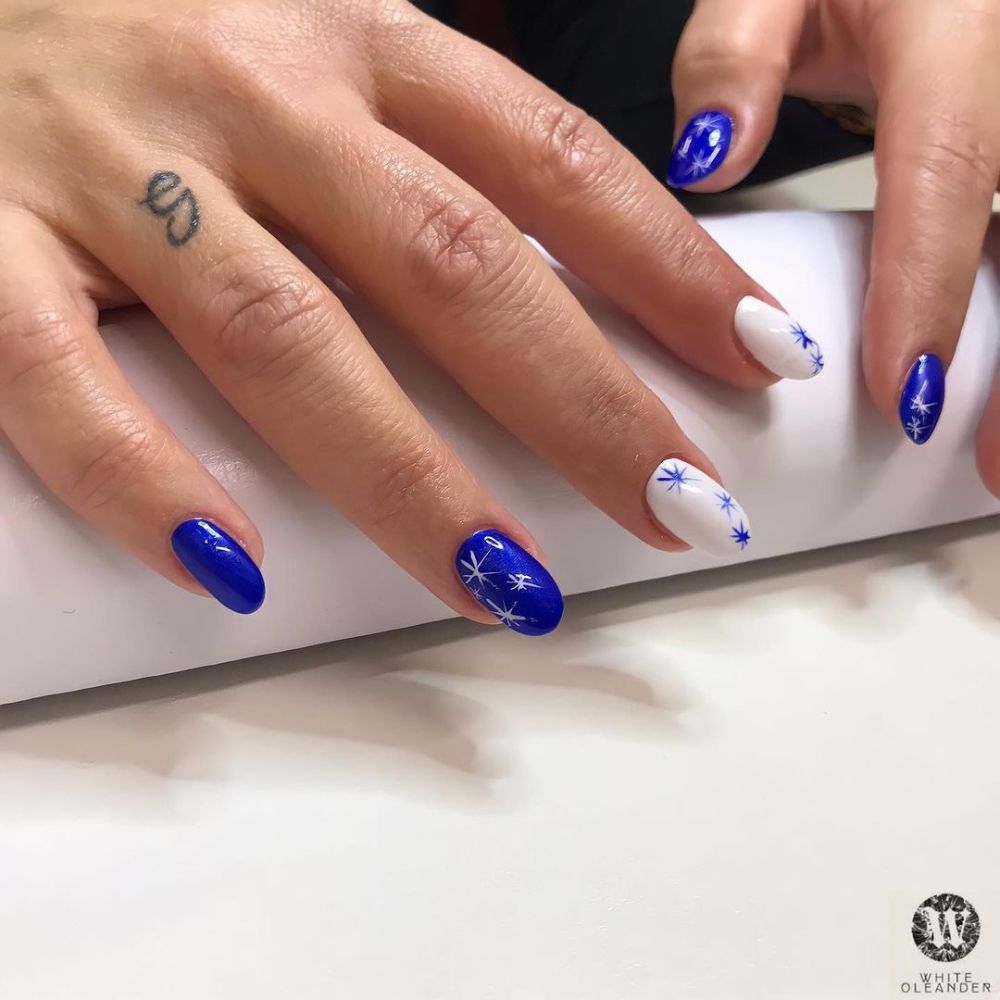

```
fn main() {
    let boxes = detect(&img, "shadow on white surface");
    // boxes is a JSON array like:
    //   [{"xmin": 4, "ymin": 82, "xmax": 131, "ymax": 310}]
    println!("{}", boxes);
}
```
[{"xmin": 0, "ymin": 516, "xmax": 997, "ymax": 824}]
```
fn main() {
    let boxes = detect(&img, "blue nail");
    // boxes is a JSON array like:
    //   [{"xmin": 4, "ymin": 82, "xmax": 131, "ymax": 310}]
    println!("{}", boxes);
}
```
[
  {"xmin": 666, "ymin": 111, "xmax": 734, "ymax": 188},
  {"xmin": 455, "ymin": 529, "xmax": 563, "ymax": 636},
  {"xmin": 171, "ymin": 519, "xmax": 265, "ymax": 614},
  {"xmin": 898, "ymin": 353, "xmax": 946, "ymax": 445}
]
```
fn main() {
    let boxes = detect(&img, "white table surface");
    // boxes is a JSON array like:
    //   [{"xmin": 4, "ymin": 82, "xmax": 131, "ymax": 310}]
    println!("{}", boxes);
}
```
[{"xmin": 1, "ymin": 516, "xmax": 998, "ymax": 999}]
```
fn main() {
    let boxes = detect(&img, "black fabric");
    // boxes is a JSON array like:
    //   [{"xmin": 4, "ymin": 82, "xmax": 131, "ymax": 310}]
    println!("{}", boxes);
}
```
[{"xmin": 412, "ymin": 0, "xmax": 873, "ymax": 187}]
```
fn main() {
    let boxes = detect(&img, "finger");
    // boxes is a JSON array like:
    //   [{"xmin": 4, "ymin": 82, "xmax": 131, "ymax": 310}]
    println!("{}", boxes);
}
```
[
  {"xmin": 70, "ymin": 164, "xmax": 563, "ymax": 635},
  {"xmin": 0, "ymin": 210, "xmax": 265, "ymax": 613},
  {"xmin": 246, "ymin": 122, "xmax": 755, "ymax": 559},
  {"xmin": 368, "ymin": 4, "xmax": 822, "ymax": 385},
  {"xmin": 863, "ymin": 3, "xmax": 1000, "ymax": 445},
  {"xmin": 975, "ymin": 376, "xmax": 1000, "ymax": 499},
  {"xmin": 667, "ymin": 0, "xmax": 805, "ymax": 190}
]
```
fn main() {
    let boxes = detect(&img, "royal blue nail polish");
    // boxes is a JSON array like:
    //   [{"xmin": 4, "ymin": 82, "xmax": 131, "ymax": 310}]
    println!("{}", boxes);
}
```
[
  {"xmin": 455, "ymin": 529, "xmax": 563, "ymax": 636},
  {"xmin": 667, "ymin": 111, "xmax": 734, "ymax": 188},
  {"xmin": 171, "ymin": 519, "xmax": 265, "ymax": 615},
  {"xmin": 898, "ymin": 353, "xmax": 945, "ymax": 445}
]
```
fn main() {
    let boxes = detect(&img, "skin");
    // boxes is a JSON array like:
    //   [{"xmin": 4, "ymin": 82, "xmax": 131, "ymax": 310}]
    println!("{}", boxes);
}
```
[
  {"xmin": 0, "ymin": 0, "xmax": 794, "ymax": 622},
  {"xmin": 671, "ymin": 0, "xmax": 1000, "ymax": 492}
]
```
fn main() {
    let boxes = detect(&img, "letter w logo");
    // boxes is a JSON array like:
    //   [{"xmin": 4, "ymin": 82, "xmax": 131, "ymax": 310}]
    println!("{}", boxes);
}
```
[{"xmin": 921, "ymin": 906, "xmax": 971, "ymax": 949}]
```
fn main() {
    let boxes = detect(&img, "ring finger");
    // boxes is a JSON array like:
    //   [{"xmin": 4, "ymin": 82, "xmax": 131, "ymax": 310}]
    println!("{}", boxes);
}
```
[
  {"xmin": 67, "ymin": 160, "xmax": 564, "ymax": 635},
  {"xmin": 249, "ymin": 121, "xmax": 755, "ymax": 559}
]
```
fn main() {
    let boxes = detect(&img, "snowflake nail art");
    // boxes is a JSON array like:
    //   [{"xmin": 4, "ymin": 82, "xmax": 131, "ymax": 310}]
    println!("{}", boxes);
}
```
[
  {"xmin": 898, "ymin": 354, "xmax": 945, "ymax": 445},
  {"xmin": 667, "ymin": 111, "xmax": 733, "ymax": 189},
  {"xmin": 455, "ymin": 530, "xmax": 563, "ymax": 636},
  {"xmin": 734, "ymin": 297, "xmax": 824, "ymax": 381},
  {"xmin": 646, "ymin": 460, "xmax": 752, "ymax": 557}
]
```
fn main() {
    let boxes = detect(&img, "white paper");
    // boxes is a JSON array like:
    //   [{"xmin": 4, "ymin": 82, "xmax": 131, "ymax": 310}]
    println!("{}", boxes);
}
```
[{"xmin": 1, "ymin": 211, "xmax": 998, "ymax": 704}]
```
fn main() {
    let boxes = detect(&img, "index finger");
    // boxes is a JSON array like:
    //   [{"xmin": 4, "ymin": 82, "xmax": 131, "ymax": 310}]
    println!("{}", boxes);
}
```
[
  {"xmin": 863, "ymin": 2, "xmax": 1000, "ymax": 444},
  {"xmin": 369, "ymin": 4, "xmax": 824, "ymax": 386}
]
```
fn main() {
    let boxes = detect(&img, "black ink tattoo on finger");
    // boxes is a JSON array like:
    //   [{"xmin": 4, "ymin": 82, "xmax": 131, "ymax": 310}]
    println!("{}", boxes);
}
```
[{"xmin": 139, "ymin": 171, "xmax": 201, "ymax": 247}]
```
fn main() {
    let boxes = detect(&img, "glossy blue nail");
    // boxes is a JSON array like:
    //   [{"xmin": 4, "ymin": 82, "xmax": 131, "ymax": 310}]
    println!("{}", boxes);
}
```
[
  {"xmin": 171, "ymin": 519, "xmax": 265, "ymax": 615},
  {"xmin": 667, "ymin": 111, "xmax": 734, "ymax": 188},
  {"xmin": 455, "ymin": 529, "xmax": 563, "ymax": 636},
  {"xmin": 898, "ymin": 353, "xmax": 946, "ymax": 445}
]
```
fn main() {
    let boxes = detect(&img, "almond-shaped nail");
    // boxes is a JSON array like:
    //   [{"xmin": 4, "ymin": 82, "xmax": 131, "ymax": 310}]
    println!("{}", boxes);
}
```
[
  {"xmin": 645, "ymin": 460, "xmax": 751, "ymax": 557},
  {"xmin": 666, "ymin": 111, "xmax": 733, "ymax": 188},
  {"xmin": 735, "ymin": 297, "xmax": 824, "ymax": 380},
  {"xmin": 899, "ymin": 353, "xmax": 945, "ymax": 444},
  {"xmin": 455, "ymin": 529, "xmax": 563, "ymax": 636},
  {"xmin": 171, "ymin": 519, "xmax": 265, "ymax": 615}
]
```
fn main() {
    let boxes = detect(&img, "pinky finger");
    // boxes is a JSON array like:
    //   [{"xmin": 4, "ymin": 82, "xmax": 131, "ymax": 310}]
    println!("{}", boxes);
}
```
[{"xmin": 0, "ymin": 213, "xmax": 266, "ymax": 613}]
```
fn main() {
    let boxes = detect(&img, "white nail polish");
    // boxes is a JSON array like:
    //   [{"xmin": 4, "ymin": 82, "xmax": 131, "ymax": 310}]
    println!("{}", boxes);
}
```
[
  {"xmin": 645, "ymin": 459, "xmax": 751, "ymax": 557},
  {"xmin": 734, "ymin": 296, "xmax": 824, "ymax": 380}
]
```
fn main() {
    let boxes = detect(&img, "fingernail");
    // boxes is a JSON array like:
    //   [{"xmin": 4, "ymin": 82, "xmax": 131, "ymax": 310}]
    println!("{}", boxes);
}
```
[
  {"xmin": 645, "ymin": 459, "xmax": 751, "ymax": 557},
  {"xmin": 898, "ymin": 353, "xmax": 945, "ymax": 445},
  {"xmin": 455, "ymin": 529, "xmax": 563, "ymax": 636},
  {"xmin": 666, "ymin": 111, "xmax": 733, "ymax": 188},
  {"xmin": 735, "ymin": 297, "xmax": 824, "ymax": 380},
  {"xmin": 171, "ymin": 519, "xmax": 265, "ymax": 614}
]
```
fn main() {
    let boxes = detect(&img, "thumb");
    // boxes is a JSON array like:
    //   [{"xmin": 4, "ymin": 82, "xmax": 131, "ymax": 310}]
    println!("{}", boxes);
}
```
[{"xmin": 668, "ymin": 0, "xmax": 806, "ymax": 191}]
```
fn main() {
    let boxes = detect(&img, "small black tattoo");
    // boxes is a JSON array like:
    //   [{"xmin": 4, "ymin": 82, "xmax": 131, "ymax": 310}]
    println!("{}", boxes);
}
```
[{"xmin": 139, "ymin": 171, "xmax": 201, "ymax": 247}]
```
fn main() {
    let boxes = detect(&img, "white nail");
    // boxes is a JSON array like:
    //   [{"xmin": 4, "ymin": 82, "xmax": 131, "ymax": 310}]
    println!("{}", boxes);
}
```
[
  {"xmin": 645, "ymin": 459, "xmax": 751, "ymax": 557},
  {"xmin": 734, "ymin": 296, "xmax": 823, "ymax": 380}
]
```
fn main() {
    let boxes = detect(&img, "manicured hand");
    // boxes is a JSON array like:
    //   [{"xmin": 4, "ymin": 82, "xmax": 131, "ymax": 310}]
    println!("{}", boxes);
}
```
[
  {"xmin": 0, "ymin": 0, "xmax": 820, "ymax": 631},
  {"xmin": 669, "ymin": 0, "xmax": 1000, "ymax": 491}
]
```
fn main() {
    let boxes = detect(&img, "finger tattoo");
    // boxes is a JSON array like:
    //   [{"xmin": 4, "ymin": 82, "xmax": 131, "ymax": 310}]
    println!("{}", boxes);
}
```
[{"xmin": 139, "ymin": 171, "xmax": 201, "ymax": 247}]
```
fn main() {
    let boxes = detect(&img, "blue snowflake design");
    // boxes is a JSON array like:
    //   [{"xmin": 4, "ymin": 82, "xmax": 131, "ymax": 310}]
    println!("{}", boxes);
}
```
[
  {"xmin": 716, "ymin": 491, "xmax": 737, "ymax": 519},
  {"xmin": 790, "ymin": 322, "xmax": 814, "ymax": 351},
  {"xmin": 731, "ymin": 521, "xmax": 751, "ymax": 550},
  {"xmin": 809, "ymin": 347, "xmax": 824, "ymax": 375},
  {"xmin": 656, "ymin": 462, "xmax": 697, "ymax": 494}
]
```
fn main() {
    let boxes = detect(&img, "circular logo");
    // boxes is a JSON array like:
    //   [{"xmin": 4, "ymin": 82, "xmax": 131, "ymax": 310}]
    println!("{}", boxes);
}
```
[{"xmin": 912, "ymin": 894, "xmax": 981, "ymax": 962}]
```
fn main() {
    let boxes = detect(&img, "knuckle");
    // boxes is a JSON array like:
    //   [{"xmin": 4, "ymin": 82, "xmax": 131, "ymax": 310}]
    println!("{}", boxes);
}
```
[
  {"xmin": 577, "ymin": 363, "xmax": 647, "ymax": 441},
  {"xmin": 64, "ymin": 421, "xmax": 165, "ymax": 513},
  {"xmin": 910, "ymin": 117, "xmax": 997, "ymax": 202},
  {"xmin": 359, "ymin": 438, "xmax": 452, "ymax": 535},
  {"xmin": 205, "ymin": 255, "xmax": 333, "ymax": 385},
  {"xmin": 0, "ymin": 302, "xmax": 85, "ymax": 396},
  {"xmin": 404, "ymin": 190, "xmax": 522, "ymax": 302},
  {"xmin": 521, "ymin": 98, "xmax": 618, "ymax": 195}
]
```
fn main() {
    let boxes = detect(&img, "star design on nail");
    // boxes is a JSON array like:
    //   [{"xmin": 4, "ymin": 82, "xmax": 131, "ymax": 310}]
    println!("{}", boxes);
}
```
[
  {"xmin": 790, "ymin": 322, "xmax": 814, "ymax": 350},
  {"xmin": 459, "ymin": 548, "xmax": 500, "ymax": 590},
  {"xmin": 809, "ymin": 347, "xmax": 824, "ymax": 375},
  {"xmin": 716, "ymin": 491, "xmax": 737, "ymax": 519},
  {"xmin": 905, "ymin": 416, "xmax": 927, "ymax": 441},
  {"xmin": 507, "ymin": 573, "xmax": 541, "ymax": 592},
  {"xmin": 692, "ymin": 113, "xmax": 727, "ymax": 138},
  {"xmin": 911, "ymin": 381, "xmax": 937, "ymax": 416},
  {"xmin": 685, "ymin": 148, "xmax": 722, "ymax": 179},
  {"xmin": 657, "ymin": 462, "xmax": 697, "ymax": 494},
  {"xmin": 731, "ymin": 521, "xmax": 751, "ymax": 550},
  {"xmin": 486, "ymin": 598, "xmax": 527, "ymax": 629}
]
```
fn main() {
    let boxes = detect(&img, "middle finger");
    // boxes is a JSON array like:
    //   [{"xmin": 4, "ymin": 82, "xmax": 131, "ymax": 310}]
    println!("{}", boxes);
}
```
[{"xmin": 250, "ymin": 120, "xmax": 754, "ymax": 558}]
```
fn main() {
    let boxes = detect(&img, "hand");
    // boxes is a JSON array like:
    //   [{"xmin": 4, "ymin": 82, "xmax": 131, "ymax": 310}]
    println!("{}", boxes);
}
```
[
  {"xmin": 669, "ymin": 0, "xmax": 1000, "ymax": 491},
  {"xmin": 0, "ymin": 0, "xmax": 817, "ymax": 630}
]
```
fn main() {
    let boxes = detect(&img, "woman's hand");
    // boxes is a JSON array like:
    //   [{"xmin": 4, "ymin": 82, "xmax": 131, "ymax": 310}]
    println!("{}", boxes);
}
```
[
  {"xmin": 669, "ymin": 0, "xmax": 1000, "ymax": 489},
  {"xmin": 0, "ymin": 0, "xmax": 816, "ymax": 630}
]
